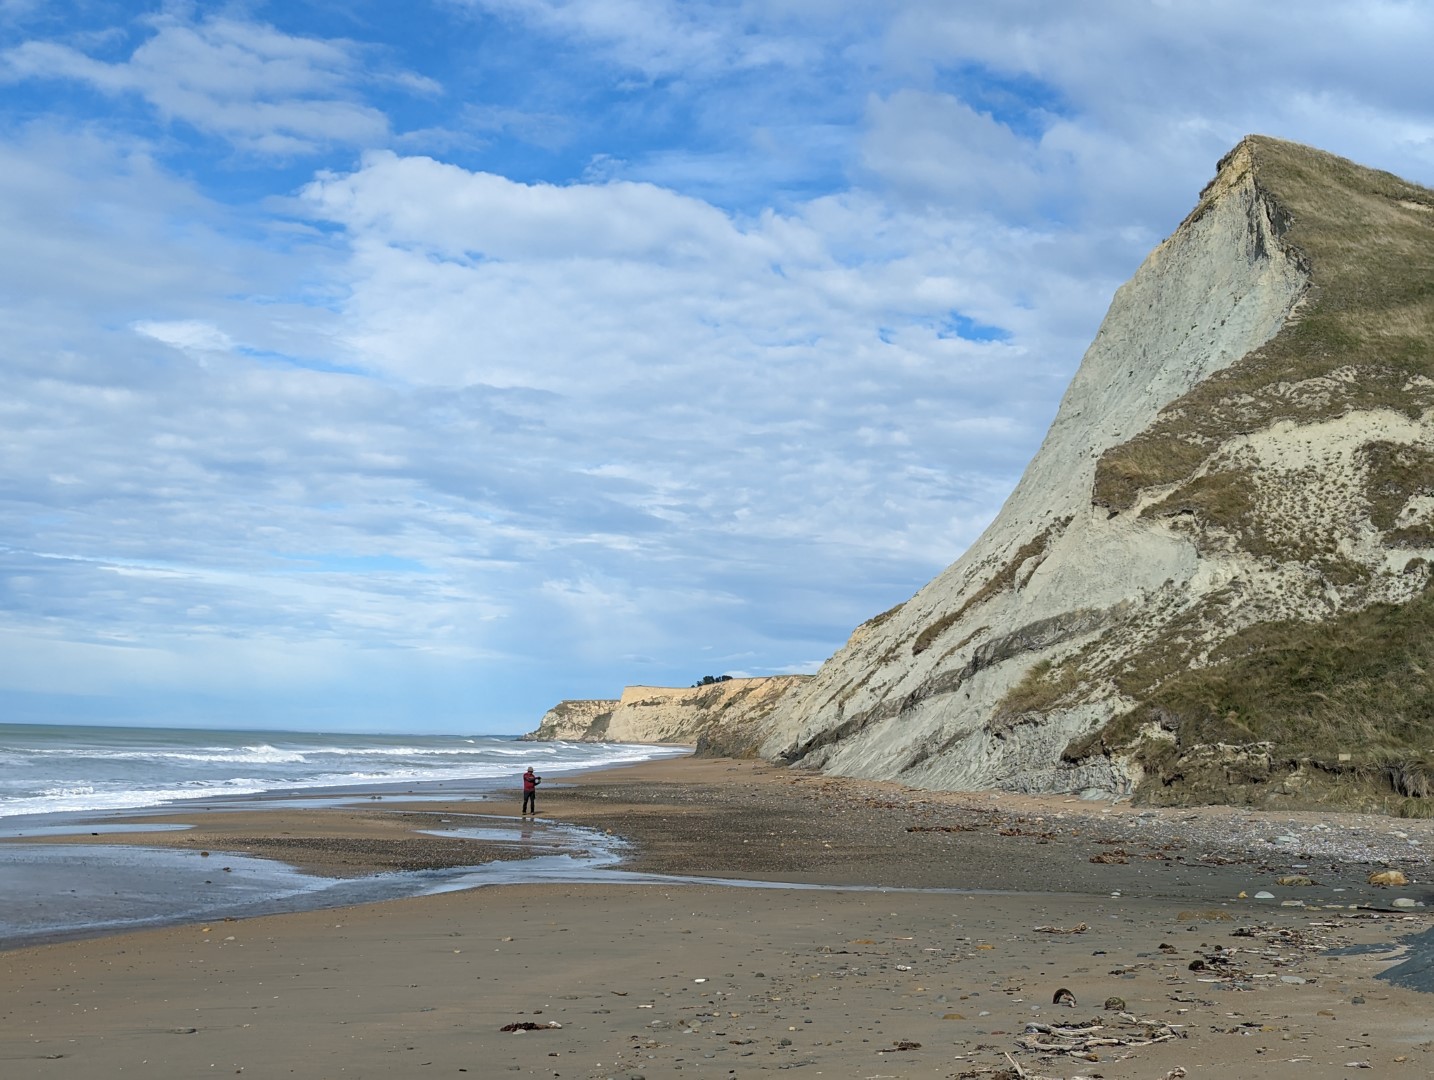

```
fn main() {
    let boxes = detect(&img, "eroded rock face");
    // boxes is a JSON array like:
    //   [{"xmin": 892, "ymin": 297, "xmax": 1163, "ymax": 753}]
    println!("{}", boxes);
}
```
[
  {"xmin": 526, "ymin": 676, "xmax": 808, "ymax": 753},
  {"xmin": 524, "ymin": 699, "xmax": 619, "ymax": 741},
  {"xmin": 757, "ymin": 136, "xmax": 1434, "ymax": 804}
]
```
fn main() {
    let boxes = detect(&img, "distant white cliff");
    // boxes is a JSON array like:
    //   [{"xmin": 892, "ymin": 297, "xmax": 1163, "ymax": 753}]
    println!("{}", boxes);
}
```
[{"xmin": 526, "ymin": 676, "xmax": 808, "ymax": 752}]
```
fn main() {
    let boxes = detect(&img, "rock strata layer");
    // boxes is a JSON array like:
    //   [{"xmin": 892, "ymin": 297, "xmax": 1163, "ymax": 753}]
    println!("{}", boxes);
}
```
[
  {"xmin": 526, "ymin": 676, "xmax": 808, "ymax": 752},
  {"xmin": 754, "ymin": 136, "xmax": 1434, "ymax": 808},
  {"xmin": 527, "ymin": 137, "xmax": 1434, "ymax": 811}
]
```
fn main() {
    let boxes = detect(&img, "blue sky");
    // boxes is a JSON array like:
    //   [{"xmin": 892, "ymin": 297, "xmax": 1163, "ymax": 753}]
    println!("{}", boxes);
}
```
[{"xmin": 2, "ymin": 1, "xmax": 1432, "ymax": 735}]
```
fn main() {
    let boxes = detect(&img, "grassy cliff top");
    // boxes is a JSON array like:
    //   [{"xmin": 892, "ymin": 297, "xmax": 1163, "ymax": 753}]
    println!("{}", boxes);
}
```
[
  {"xmin": 1094, "ymin": 135, "xmax": 1434, "ymax": 512},
  {"xmin": 1041, "ymin": 137, "xmax": 1434, "ymax": 809}
]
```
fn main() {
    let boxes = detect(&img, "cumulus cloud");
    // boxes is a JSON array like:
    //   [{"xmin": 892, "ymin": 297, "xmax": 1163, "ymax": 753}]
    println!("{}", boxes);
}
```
[
  {"xmin": 0, "ymin": 14, "xmax": 400, "ymax": 153},
  {"xmin": 458, "ymin": 0, "xmax": 803, "ymax": 80},
  {"xmin": 2, "ymin": 2, "xmax": 1432, "ymax": 730}
]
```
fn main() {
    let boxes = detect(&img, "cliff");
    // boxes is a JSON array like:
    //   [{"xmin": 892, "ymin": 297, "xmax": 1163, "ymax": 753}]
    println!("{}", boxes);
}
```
[
  {"xmin": 524, "ymin": 699, "xmax": 619, "ymax": 741},
  {"xmin": 525, "ymin": 676, "xmax": 809, "ymax": 752},
  {"xmin": 756, "ymin": 136, "xmax": 1434, "ymax": 810}
]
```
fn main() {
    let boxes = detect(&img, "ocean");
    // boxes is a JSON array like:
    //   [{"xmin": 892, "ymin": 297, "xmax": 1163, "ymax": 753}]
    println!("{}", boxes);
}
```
[
  {"xmin": 0, "ymin": 723, "xmax": 691, "ymax": 946},
  {"xmin": 0, "ymin": 722, "xmax": 681, "ymax": 819}
]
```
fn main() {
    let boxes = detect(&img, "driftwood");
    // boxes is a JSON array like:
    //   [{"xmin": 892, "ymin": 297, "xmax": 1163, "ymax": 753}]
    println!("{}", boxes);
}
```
[
  {"xmin": 1018, "ymin": 1012, "xmax": 1181, "ymax": 1056},
  {"xmin": 1033, "ymin": 923, "xmax": 1089, "ymax": 934}
]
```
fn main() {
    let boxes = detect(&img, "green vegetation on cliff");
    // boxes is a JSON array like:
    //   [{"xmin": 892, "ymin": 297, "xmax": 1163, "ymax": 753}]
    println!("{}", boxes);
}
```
[
  {"xmin": 1095, "ymin": 137, "xmax": 1434, "ymax": 520},
  {"xmin": 1045, "ymin": 138, "xmax": 1434, "ymax": 807}
]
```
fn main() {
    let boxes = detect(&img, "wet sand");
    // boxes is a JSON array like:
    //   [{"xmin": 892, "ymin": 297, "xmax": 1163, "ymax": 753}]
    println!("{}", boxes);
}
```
[{"xmin": 3, "ymin": 756, "xmax": 1434, "ymax": 1078}]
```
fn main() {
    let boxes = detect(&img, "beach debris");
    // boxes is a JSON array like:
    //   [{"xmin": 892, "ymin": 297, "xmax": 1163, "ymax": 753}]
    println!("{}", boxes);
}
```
[
  {"xmin": 1089, "ymin": 851, "xmax": 1128, "ymax": 864},
  {"xmin": 999, "ymin": 1047, "xmax": 1125, "ymax": 1080},
  {"xmin": 1017, "ymin": 1012, "xmax": 1182, "ymax": 1056},
  {"xmin": 500, "ymin": 1021, "xmax": 561, "ymax": 1032},
  {"xmin": 1051, "ymin": 987, "xmax": 1078, "ymax": 1008},
  {"xmin": 876, "ymin": 1040, "xmax": 921, "ymax": 1052},
  {"xmin": 1176, "ymin": 909, "xmax": 1233, "ymax": 921},
  {"xmin": 1369, "ymin": 869, "xmax": 1409, "ymax": 887},
  {"xmin": 1034, "ymin": 923, "xmax": 1088, "ymax": 934},
  {"xmin": 1276, "ymin": 875, "xmax": 1315, "ymax": 886},
  {"xmin": 1103, "ymin": 996, "xmax": 1126, "ymax": 1011},
  {"xmin": 999, "ymin": 827, "xmax": 1056, "ymax": 840}
]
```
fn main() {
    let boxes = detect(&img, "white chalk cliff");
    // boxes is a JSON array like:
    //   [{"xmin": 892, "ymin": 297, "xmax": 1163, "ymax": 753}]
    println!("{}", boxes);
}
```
[
  {"xmin": 527, "ymin": 677, "xmax": 808, "ymax": 749},
  {"xmin": 757, "ymin": 137, "xmax": 1434, "ymax": 805}
]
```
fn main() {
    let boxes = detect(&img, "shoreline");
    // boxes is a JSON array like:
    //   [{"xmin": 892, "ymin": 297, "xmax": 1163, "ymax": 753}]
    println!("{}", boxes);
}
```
[
  {"xmin": 5, "ymin": 754, "xmax": 1434, "ymax": 941},
  {"xmin": 4, "ymin": 756, "xmax": 1434, "ymax": 1078}
]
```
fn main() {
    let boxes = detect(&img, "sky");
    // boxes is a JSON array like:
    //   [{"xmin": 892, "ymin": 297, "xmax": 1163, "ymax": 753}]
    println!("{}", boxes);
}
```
[{"xmin": 1, "ymin": 1, "xmax": 1432, "ymax": 736}]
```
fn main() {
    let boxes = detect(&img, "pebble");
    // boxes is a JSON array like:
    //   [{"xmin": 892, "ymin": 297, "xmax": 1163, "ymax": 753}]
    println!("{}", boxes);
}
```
[{"xmin": 1369, "ymin": 870, "xmax": 1409, "ymax": 887}]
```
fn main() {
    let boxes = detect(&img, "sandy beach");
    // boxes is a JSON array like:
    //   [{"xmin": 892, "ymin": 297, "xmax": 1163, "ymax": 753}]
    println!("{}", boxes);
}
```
[{"xmin": 4, "ymin": 756, "xmax": 1434, "ymax": 1079}]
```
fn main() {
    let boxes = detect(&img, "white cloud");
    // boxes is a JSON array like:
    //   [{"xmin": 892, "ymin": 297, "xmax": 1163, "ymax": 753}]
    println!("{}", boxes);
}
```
[
  {"xmin": 133, "ymin": 319, "xmax": 236, "ymax": 354},
  {"xmin": 860, "ymin": 89, "xmax": 1044, "ymax": 213},
  {"xmin": 303, "ymin": 151, "xmax": 751, "ymax": 263},
  {"xmin": 4, "ymin": 2, "xmax": 1434, "ymax": 729},
  {"xmin": 1, "ymin": 14, "xmax": 396, "ymax": 153},
  {"xmin": 459, "ymin": 0, "xmax": 778, "ymax": 80}
]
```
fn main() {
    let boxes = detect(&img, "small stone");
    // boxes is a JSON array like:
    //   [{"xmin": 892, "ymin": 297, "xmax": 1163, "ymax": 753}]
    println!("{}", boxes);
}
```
[
  {"xmin": 1369, "ymin": 869, "xmax": 1409, "ymax": 887},
  {"xmin": 1254, "ymin": 891, "xmax": 1276, "ymax": 900},
  {"xmin": 1280, "ymin": 975, "xmax": 1306, "ymax": 985},
  {"xmin": 1276, "ymin": 875, "xmax": 1314, "ymax": 887},
  {"xmin": 1103, "ymin": 996, "xmax": 1126, "ymax": 1011},
  {"xmin": 1392, "ymin": 897, "xmax": 1419, "ymax": 909}
]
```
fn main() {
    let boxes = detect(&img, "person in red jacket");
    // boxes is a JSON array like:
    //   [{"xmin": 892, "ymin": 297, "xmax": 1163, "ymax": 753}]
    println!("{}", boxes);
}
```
[{"xmin": 521, "ymin": 767, "xmax": 541, "ymax": 815}]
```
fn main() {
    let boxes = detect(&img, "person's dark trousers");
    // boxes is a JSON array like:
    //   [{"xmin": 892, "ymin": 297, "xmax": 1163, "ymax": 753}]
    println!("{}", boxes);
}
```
[{"xmin": 522, "ymin": 791, "xmax": 536, "ymax": 814}]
